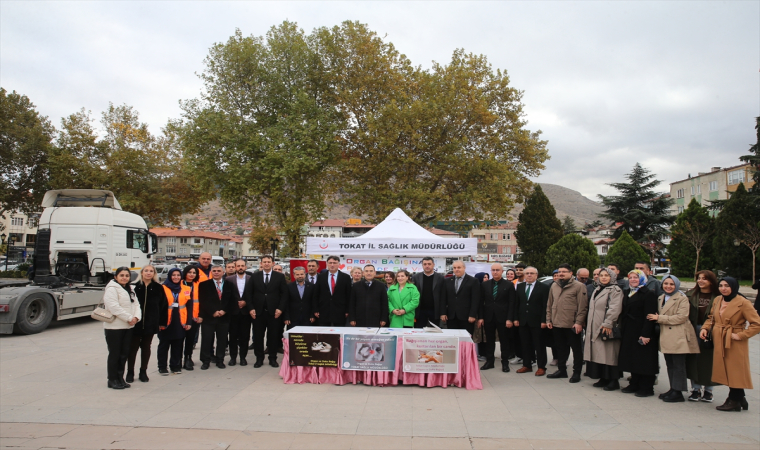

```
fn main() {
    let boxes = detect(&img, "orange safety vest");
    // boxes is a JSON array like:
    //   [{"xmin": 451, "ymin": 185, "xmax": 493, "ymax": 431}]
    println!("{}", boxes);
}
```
[
  {"xmin": 163, "ymin": 284, "xmax": 192, "ymax": 327},
  {"xmin": 197, "ymin": 266, "xmax": 211, "ymax": 283},
  {"xmin": 182, "ymin": 280, "xmax": 200, "ymax": 319}
]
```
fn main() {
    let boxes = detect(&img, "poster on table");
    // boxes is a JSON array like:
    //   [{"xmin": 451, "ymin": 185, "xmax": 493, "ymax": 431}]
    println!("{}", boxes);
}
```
[
  {"xmin": 288, "ymin": 333, "xmax": 341, "ymax": 368},
  {"xmin": 402, "ymin": 336, "xmax": 459, "ymax": 373},
  {"xmin": 341, "ymin": 334, "xmax": 397, "ymax": 371}
]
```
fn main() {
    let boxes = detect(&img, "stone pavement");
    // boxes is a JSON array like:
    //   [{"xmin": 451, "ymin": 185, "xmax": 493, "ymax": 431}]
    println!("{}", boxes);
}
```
[{"xmin": 1, "ymin": 317, "xmax": 758, "ymax": 449}]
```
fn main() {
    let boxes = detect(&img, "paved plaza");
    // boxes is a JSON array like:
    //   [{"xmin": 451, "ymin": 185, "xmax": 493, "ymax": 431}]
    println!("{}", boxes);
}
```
[{"xmin": 1, "ymin": 317, "xmax": 758, "ymax": 449}]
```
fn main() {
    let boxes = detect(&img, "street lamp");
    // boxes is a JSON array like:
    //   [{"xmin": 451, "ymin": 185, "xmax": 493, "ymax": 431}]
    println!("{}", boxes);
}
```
[
  {"xmin": 270, "ymin": 237, "xmax": 279, "ymax": 260},
  {"xmin": 734, "ymin": 239, "xmax": 741, "ymax": 281}
]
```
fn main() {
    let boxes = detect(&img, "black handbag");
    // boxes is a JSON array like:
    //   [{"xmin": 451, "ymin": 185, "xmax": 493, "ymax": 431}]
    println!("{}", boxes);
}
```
[
  {"xmin": 600, "ymin": 290, "xmax": 622, "ymax": 341},
  {"xmin": 699, "ymin": 313, "xmax": 716, "ymax": 351}
]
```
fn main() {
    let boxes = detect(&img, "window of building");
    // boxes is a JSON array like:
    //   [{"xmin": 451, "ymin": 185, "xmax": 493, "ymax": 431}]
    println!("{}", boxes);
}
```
[
  {"xmin": 490, "ymin": 233, "xmax": 497, "ymax": 240},
  {"xmin": 601, "ymin": 245, "xmax": 608, "ymax": 254},
  {"xmin": 193, "ymin": 238, "xmax": 202, "ymax": 244},
  {"xmin": 727, "ymin": 169, "xmax": 745, "ymax": 186},
  {"xmin": 25, "ymin": 234, "xmax": 36, "ymax": 246},
  {"xmin": 676, "ymin": 189, "xmax": 684, "ymax": 198},
  {"xmin": 166, "ymin": 246, "xmax": 176, "ymax": 253},
  {"xmin": 677, "ymin": 206, "xmax": 684, "ymax": 213},
  {"xmin": 690, "ymin": 186, "xmax": 694, "ymax": 195},
  {"xmin": 10, "ymin": 217, "xmax": 23, "ymax": 227},
  {"xmin": 330, "ymin": 234, "xmax": 335, "ymax": 238},
  {"xmin": 167, "ymin": 237, "xmax": 175, "ymax": 244},
  {"xmin": 180, "ymin": 238, "xmax": 188, "ymax": 244},
  {"xmin": 696, "ymin": 185, "xmax": 701, "ymax": 194},
  {"xmin": 709, "ymin": 181, "xmax": 718, "ymax": 192}
]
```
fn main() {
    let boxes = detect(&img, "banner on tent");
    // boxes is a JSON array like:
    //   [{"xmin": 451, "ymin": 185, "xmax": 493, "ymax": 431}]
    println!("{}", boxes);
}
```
[
  {"xmin": 339, "ymin": 257, "xmax": 445, "ymax": 274},
  {"xmin": 305, "ymin": 237, "xmax": 477, "ymax": 256}
]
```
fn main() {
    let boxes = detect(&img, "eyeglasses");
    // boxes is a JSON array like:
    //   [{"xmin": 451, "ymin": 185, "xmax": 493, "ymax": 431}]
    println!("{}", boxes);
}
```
[{"xmin": 577, "ymin": 276, "xmax": 588, "ymax": 280}]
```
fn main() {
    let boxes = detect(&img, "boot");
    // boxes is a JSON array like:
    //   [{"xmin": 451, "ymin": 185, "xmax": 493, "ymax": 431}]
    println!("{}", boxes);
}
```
[
  {"xmin": 662, "ymin": 391, "xmax": 685, "ymax": 403},
  {"xmin": 603, "ymin": 379, "xmax": 620, "ymax": 391},
  {"xmin": 138, "ymin": 370, "xmax": 149, "ymax": 382},
  {"xmin": 480, "ymin": 359, "xmax": 495, "ymax": 370},
  {"xmin": 659, "ymin": 389, "xmax": 674, "ymax": 399},
  {"xmin": 716, "ymin": 398, "xmax": 742, "ymax": 412},
  {"xmin": 183, "ymin": 356, "xmax": 194, "ymax": 371},
  {"xmin": 125, "ymin": 370, "xmax": 134, "ymax": 383},
  {"xmin": 593, "ymin": 378, "xmax": 609, "ymax": 388},
  {"xmin": 740, "ymin": 397, "xmax": 749, "ymax": 410},
  {"xmin": 569, "ymin": 372, "xmax": 581, "ymax": 383}
]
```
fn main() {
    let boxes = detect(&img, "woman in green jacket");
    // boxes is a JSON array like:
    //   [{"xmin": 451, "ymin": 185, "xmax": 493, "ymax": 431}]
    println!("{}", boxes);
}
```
[{"xmin": 388, "ymin": 270, "xmax": 420, "ymax": 328}]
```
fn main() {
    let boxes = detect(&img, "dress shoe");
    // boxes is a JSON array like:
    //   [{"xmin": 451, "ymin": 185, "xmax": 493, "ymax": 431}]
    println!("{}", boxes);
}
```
[
  {"xmin": 662, "ymin": 391, "xmax": 685, "ymax": 403},
  {"xmin": 159, "ymin": 368, "xmax": 169, "ymax": 376},
  {"xmin": 269, "ymin": 359, "xmax": 279, "ymax": 368},
  {"xmin": 547, "ymin": 370, "xmax": 568, "ymax": 379},
  {"xmin": 516, "ymin": 366, "xmax": 533, "ymax": 374},
  {"xmin": 635, "ymin": 389, "xmax": 655, "ymax": 398},
  {"xmin": 217, "ymin": 362, "xmax": 226, "ymax": 369},
  {"xmin": 603, "ymin": 380, "xmax": 620, "ymax": 391},
  {"xmin": 201, "ymin": 362, "xmax": 210, "ymax": 370},
  {"xmin": 569, "ymin": 372, "xmax": 581, "ymax": 383},
  {"xmin": 172, "ymin": 368, "xmax": 182, "ymax": 374},
  {"xmin": 108, "ymin": 379, "xmax": 124, "ymax": 389},
  {"xmin": 125, "ymin": 370, "xmax": 134, "ymax": 383},
  {"xmin": 716, "ymin": 398, "xmax": 742, "ymax": 411},
  {"xmin": 183, "ymin": 357, "xmax": 194, "ymax": 371},
  {"xmin": 659, "ymin": 389, "xmax": 674, "ymax": 399},
  {"xmin": 593, "ymin": 378, "xmax": 608, "ymax": 388},
  {"xmin": 248, "ymin": 342, "xmax": 255, "ymax": 350},
  {"xmin": 120, "ymin": 378, "xmax": 131, "ymax": 388},
  {"xmin": 239, "ymin": 358, "xmax": 248, "ymax": 366},
  {"xmin": 138, "ymin": 370, "xmax": 149, "ymax": 382},
  {"xmin": 621, "ymin": 384, "xmax": 639, "ymax": 394},
  {"xmin": 535, "ymin": 368, "xmax": 546, "ymax": 376},
  {"xmin": 480, "ymin": 360, "xmax": 495, "ymax": 370},
  {"xmin": 254, "ymin": 360, "xmax": 264, "ymax": 368},
  {"xmin": 228, "ymin": 359, "xmax": 236, "ymax": 366}
]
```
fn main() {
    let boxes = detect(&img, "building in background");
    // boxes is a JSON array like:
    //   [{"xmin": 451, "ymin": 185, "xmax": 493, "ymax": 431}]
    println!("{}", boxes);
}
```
[
  {"xmin": 151, "ymin": 229, "xmax": 238, "ymax": 262},
  {"xmin": 669, "ymin": 163, "xmax": 755, "ymax": 216},
  {"xmin": 0, "ymin": 211, "xmax": 39, "ymax": 262},
  {"xmin": 468, "ymin": 222, "xmax": 519, "ymax": 263}
]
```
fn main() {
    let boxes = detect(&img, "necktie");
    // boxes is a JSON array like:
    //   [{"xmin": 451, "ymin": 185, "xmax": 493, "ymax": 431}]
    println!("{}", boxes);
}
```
[
  {"xmin": 366, "ymin": 281, "xmax": 371, "ymax": 288},
  {"xmin": 493, "ymin": 280, "xmax": 498, "ymax": 298},
  {"xmin": 330, "ymin": 274, "xmax": 336, "ymax": 294},
  {"xmin": 455, "ymin": 277, "xmax": 462, "ymax": 293},
  {"xmin": 216, "ymin": 282, "xmax": 222, "ymax": 300},
  {"xmin": 525, "ymin": 284, "xmax": 532, "ymax": 300},
  {"xmin": 265, "ymin": 273, "xmax": 269, "ymax": 285},
  {"xmin": 311, "ymin": 276, "xmax": 315, "ymax": 284}
]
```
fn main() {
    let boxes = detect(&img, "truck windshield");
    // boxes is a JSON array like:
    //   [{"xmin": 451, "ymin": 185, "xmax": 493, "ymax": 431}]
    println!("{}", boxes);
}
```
[{"xmin": 127, "ymin": 230, "xmax": 148, "ymax": 253}]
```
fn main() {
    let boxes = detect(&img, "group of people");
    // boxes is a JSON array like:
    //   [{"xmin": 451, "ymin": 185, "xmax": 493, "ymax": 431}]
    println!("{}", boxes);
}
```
[{"xmin": 101, "ymin": 254, "xmax": 760, "ymax": 412}]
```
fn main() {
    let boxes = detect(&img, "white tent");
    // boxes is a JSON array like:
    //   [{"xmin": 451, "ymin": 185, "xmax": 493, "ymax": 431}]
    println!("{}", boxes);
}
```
[{"xmin": 305, "ymin": 208, "xmax": 477, "ymax": 256}]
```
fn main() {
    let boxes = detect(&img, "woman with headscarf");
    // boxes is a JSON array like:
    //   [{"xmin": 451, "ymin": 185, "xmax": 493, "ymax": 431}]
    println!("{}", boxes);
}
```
[
  {"xmin": 127, "ymin": 265, "xmax": 162, "ymax": 383},
  {"xmin": 700, "ymin": 277, "xmax": 760, "ymax": 411},
  {"xmin": 584, "ymin": 268, "xmax": 624, "ymax": 390},
  {"xmin": 618, "ymin": 269, "xmax": 659, "ymax": 397},
  {"xmin": 103, "ymin": 267, "xmax": 141, "ymax": 389},
  {"xmin": 181, "ymin": 265, "xmax": 201, "ymax": 370},
  {"xmin": 158, "ymin": 268, "xmax": 193, "ymax": 375},
  {"xmin": 647, "ymin": 275, "xmax": 699, "ymax": 402},
  {"xmin": 685, "ymin": 270, "xmax": 720, "ymax": 402}
]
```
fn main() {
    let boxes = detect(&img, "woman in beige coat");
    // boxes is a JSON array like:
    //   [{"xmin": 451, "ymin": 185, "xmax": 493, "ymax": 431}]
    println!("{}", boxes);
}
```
[
  {"xmin": 584, "ymin": 268, "xmax": 624, "ymax": 391},
  {"xmin": 647, "ymin": 275, "xmax": 699, "ymax": 403},
  {"xmin": 700, "ymin": 277, "xmax": 760, "ymax": 412}
]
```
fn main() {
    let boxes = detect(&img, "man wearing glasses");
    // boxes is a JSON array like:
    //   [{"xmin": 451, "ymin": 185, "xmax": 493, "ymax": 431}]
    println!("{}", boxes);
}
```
[{"xmin": 545, "ymin": 263, "xmax": 589, "ymax": 383}]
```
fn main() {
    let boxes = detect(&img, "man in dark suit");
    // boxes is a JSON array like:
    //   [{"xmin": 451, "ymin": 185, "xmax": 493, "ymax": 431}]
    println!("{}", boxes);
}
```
[
  {"xmin": 478, "ymin": 263, "xmax": 516, "ymax": 372},
  {"xmin": 284, "ymin": 266, "xmax": 315, "ymax": 329},
  {"xmin": 243, "ymin": 255, "xmax": 288, "ymax": 368},
  {"xmin": 227, "ymin": 259, "xmax": 251, "ymax": 366},
  {"xmin": 349, "ymin": 264, "xmax": 389, "ymax": 328},
  {"xmin": 510, "ymin": 266, "xmax": 550, "ymax": 376},
  {"xmin": 312, "ymin": 255, "xmax": 352, "ymax": 326},
  {"xmin": 198, "ymin": 265, "xmax": 235, "ymax": 370},
  {"xmin": 440, "ymin": 260, "xmax": 480, "ymax": 334},
  {"xmin": 411, "ymin": 257, "xmax": 444, "ymax": 328}
]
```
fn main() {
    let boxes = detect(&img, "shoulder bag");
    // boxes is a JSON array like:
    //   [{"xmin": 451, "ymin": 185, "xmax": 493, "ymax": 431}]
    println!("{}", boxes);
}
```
[
  {"xmin": 698, "ymin": 300, "xmax": 718, "ymax": 351},
  {"xmin": 91, "ymin": 293, "xmax": 116, "ymax": 323}
]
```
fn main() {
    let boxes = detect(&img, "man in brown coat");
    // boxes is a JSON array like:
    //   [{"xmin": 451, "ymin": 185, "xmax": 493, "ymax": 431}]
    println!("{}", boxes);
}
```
[{"xmin": 546, "ymin": 263, "xmax": 589, "ymax": 383}]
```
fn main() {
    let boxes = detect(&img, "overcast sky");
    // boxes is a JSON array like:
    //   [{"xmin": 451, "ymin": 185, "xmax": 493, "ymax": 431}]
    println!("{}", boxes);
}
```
[{"xmin": 2, "ymin": 1, "xmax": 758, "ymax": 199}]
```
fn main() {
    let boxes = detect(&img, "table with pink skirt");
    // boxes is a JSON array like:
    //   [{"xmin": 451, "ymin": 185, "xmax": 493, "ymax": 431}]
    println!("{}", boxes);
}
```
[{"xmin": 279, "ymin": 326, "xmax": 483, "ymax": 390}]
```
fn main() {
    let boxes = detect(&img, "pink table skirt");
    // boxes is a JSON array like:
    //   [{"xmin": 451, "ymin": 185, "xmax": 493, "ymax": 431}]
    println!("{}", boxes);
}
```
[{"xmin": 279, "ymin": 337, "xmax": 483, "ymax": 390}]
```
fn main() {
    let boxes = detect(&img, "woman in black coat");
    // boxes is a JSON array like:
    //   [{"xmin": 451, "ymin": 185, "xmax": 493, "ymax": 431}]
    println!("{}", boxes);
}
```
[
  {"xmin": 127, "ymin": 265, "xmax": 163, "ymax": 383},
  {"xmin": 618, "ymin": 269, "xmax": 659, "ymax": 397}
]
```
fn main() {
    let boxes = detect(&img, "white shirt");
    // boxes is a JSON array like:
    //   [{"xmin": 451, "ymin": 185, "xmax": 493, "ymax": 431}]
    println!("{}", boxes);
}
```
[
  {"xmin": 308, "ymin": 274, "xmax": 317, "ymax": 285},
  {"xmin": 236, "ymin": 274, "xmax": 246, "ymax": 297},
  {"xmin": 525, "ymin": 282, "xmax": 534, "ymax": 301}
]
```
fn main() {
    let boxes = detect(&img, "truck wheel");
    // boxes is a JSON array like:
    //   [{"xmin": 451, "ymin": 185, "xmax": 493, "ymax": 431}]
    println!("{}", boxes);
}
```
[{"xmin": 14, "ymin": 295, "xmax": 55, "ymax": 335}]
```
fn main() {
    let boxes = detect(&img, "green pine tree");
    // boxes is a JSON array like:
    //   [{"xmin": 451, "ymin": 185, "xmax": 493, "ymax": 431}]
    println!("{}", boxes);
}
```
[
  {"xmin": 713, "ymin": 183, "xmax": 760, "ymax": 281},
  {"xmin": 562, "ymin": 215, "xmax": 577, "ymax": 235},
  {"xmin": 544, "ymin": 234, "xmax": 600, "ymax": 273},
  {"xmin": 515, "ymin": 184, "xmax": 563, "ymax": 275},
  {"xmin": 598, "ymin": 163, "xmax": 675, "ymax": 244},
  {"xmin": 605, "ymin": 230, "xmax": 649, "ymax": 274},
  {"xmin": 668, "ymin": 198, "xmax": 716, "ymax": 278}
]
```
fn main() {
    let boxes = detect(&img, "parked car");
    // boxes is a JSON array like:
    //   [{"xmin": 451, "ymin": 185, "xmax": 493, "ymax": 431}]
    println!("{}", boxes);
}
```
[
  {"xmin": 653, "ymin": 267, "xmax": 671, "ymax": 277},
  {"xmin": 158, "ymin": 264, "xmax": 181, "ymax": 282}
]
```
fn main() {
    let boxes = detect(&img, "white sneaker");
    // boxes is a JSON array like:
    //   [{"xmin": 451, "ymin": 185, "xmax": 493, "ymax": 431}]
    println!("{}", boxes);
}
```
[{"xmin": 510, "ymin": 358, "xmax": 523, "ymax": 365}]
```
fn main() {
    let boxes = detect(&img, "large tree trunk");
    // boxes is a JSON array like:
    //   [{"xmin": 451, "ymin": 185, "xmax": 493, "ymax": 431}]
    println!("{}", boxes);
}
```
[{"xmin": 694, "ymin": 248, "xmax": 701, "ymax": 280}]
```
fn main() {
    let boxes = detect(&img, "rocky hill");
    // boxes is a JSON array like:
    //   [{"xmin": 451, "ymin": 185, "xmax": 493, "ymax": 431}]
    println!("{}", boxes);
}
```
[{"xmin": 184, "ymin": 183, "xmax": 605, "ymax": 227}]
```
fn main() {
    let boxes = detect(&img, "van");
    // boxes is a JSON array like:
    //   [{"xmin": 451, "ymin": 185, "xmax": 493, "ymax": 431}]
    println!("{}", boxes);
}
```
[{"xmin": 212, "ymin": 256, "xmax": 225, "ymax": 266}]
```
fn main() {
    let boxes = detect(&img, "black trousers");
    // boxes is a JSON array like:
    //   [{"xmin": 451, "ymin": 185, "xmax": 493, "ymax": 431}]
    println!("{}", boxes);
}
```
[
  {"xmin": 201, "ymin": 319, "xmax": 229, "ymax": 364},
  {"xmin": 447, "ymin": 317, "xmax": 474, "ymax": 335},
  {"xmin": 105, "ymin": 329, "xmax": 133, "ymax": 381},
  {"xmin": 629, "ymin": 373, "xmax": 655, "ymax": 393},
  {"xmin": 183, "ymin": 321, "xmax": 200, "ymax": 357},
  {"xmin": 483, "ymin": 319, "xmax": 509, "ymax": 361},
  {"xmin": 157, "ymin": 337, "xmax": 184, "ymax": 371},
  {"xmin": 228, "ymin": 313, "xmax": 251, "ymax": 361},
  {"xmin": 520, "ymin": 324, "xmax": 547, "ymax": 369},
  {"xmin": 253, "ymin": 312, "xmax": 283, "ymax": 361},
  {"xmin": 414, "ymin": 309, "xmax": 437, "ymax": 328},
  {"xmin": 553, "ymin": 327, "xmax": 584, "ymax": 373},
  {"xmin": 510, "ymin": 326, "xmax": 523, "ymax": 359},
  {"xmin": 729, "ymin": 388, "xmax": 746, "ymax": 400},
  {"xmin": 127, "ymin": 333, "xmax": 154, "ymax": 373}
]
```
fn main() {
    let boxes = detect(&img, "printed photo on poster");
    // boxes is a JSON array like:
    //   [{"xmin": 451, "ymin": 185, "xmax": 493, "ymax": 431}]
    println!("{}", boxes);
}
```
[
  {"xmin": 341, "ymin": 334, "xmax": 397, "ymax": 371},
  {"xmin": 288, "ymin": 333, "xmax": 341, "ymax": 367},
  {"xmin": 402, "ymin": 336, "xmax": 459, "ymax": 373}
]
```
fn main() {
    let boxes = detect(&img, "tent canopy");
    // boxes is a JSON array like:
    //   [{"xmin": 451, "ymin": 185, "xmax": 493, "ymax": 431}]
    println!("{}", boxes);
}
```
[{"xmin": 305, "ymin": 208, "xmax": 477, "ymax": 256}]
